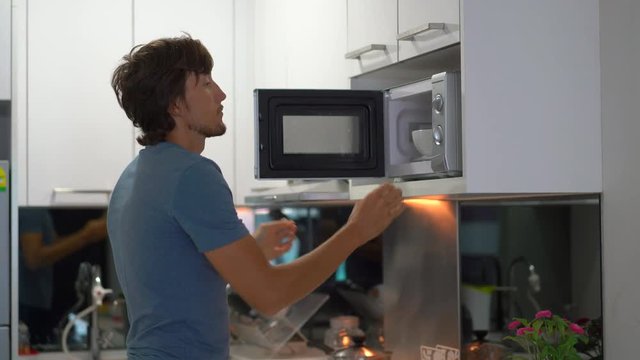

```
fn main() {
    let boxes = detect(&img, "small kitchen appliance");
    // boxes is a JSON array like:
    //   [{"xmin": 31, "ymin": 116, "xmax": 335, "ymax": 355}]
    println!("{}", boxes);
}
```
[{"xmin": 254, "ymin": 72, "xmax": 461, "ymax": 180}]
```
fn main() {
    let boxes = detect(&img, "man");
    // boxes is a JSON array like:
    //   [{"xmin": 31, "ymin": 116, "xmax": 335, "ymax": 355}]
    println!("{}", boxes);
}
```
[{"xmin": 108, "ymin": 35, "xmax": 404, "ymax": 359}]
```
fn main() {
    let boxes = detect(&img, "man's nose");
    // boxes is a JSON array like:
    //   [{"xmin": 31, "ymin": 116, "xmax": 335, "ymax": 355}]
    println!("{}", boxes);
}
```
[{"xmin": 215, "ymin": 84, "xmax": 227, "ymax": 102}]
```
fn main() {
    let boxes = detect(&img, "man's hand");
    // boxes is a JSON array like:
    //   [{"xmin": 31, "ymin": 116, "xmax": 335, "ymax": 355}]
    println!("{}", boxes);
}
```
[
  {"xmin": 82, "ymin": 216, "xmax": 108, "ymax": 245},
  {"xmin": 253, "ymin": 219, "xmax": 297, "ymax": 260},
  {"xmin": 346, "ymin": 183, "xmax": 405, "ymax": 246}
]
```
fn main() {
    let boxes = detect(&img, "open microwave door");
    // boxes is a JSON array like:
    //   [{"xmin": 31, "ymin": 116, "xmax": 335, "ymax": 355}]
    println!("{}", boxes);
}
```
[{"xmin": 254, "ymin": 89, "xmax": 385, "ymax": 179}]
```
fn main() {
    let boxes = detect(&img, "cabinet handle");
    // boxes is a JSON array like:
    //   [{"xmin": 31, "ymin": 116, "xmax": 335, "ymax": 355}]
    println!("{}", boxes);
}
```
[
  {"xmin": 52, "ymin": 188, "xmax": 112, "ymax": 201},
  {"xmin": 345, "ymin": 44, "xmax": 387, "ymax": 60},
  {"xmin": 397, "ymin": 22, "xmax": 446, "ymax": 41}
]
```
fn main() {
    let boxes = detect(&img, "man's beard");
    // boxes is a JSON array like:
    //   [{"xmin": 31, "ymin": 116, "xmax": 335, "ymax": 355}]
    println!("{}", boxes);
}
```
[{"xmin": 188, "ymin": 122, "xmax": 226, "ymax": 138}]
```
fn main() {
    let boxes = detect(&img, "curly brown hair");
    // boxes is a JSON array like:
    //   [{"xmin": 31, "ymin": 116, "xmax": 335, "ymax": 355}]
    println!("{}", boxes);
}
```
[{"xmin": 111, "ymin": 34, "xmax": 213, "ymax": 146}]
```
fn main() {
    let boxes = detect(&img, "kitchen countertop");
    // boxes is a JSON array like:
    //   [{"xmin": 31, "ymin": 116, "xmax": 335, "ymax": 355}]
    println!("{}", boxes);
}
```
[
  {"xmin": 18, "ymin": 349, "xmax": 127, "ymax": 360},
  {"xmin": 230, "ymin": 342, "xmax": 330, "ymax": 360},
  {"xmin": 19, "ymin": 346, "xmax": 330, "ymax": 360}
]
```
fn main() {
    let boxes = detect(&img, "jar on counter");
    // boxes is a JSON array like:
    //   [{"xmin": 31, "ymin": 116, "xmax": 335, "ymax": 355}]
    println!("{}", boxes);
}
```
[
  {"xmin": 324, "ymin": 316, "xmax": 366, "ymax": 351},
  {"xmin": 18, "ymin": 321, "xmax": 38, "ymax": 355},
  {"xmin": 332, "ymin": 335, "xmax": 390, "ymax": 360}
]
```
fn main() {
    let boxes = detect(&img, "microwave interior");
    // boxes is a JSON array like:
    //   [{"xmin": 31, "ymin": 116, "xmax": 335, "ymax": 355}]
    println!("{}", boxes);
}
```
[{"xmin": 385, "ymin": 80, "xmax": 436, "ymax": 179}]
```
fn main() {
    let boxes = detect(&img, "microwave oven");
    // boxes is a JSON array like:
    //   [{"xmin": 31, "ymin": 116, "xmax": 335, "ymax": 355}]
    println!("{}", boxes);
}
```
[{"xmin": 254, "ymin": 71, "xmax": 461, "ymax": 180}]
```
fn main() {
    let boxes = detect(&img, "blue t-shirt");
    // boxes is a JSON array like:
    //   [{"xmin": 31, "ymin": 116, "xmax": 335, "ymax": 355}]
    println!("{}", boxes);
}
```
[
  {"xmin": 18, "ymin": 208, "xmax": 56, "ymax": 309},
  {"xmin": 107, "ymin": 141, "xmax": 249, "ymax": 359}
]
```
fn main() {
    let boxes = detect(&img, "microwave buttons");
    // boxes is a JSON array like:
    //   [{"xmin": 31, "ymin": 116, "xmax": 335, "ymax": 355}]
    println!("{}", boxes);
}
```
[
  {"xmin": 433, "ymin": 93, "xmax": 444, "ymax": 113},
  {"xmin": 433, "ymin": 125, "xmax": 444, "ymax": 146}
]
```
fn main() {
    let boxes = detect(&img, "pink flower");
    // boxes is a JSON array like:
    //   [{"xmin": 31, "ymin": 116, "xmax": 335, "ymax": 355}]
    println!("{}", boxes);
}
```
[
  {"xmin": 569, "ymin": 323, "xmax": 585, "ymax": 335},
  {"xmin": 508, "ymin": 320, "xmax": 522, "ymax": 330},
  {"xmin": 535, "ymin": 310, "xmax": 553, "ymax": 319},
  {"xmin": 516, "ymin": 327, "xmax": 535, "ymax": 336}
]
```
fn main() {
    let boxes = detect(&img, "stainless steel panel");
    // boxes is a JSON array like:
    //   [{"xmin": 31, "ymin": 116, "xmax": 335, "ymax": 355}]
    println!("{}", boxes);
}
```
[
  {"xmin": 0, "ymin": 327, "xmax": 8, "ymax": 360},
  {"xmin": 383, "ymin": 199, "xmax": 460, "ymax": 359},
  {"xmin": 0, "ymin": 161, "xmax": 9, "ymax": 326}
]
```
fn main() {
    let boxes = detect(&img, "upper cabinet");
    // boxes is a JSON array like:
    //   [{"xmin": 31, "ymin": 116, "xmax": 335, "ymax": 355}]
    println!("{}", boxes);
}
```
[
  {"xmin": 233, "ymin": 0, "xmax": 350, "ymax": 205},
  {"xmin": 15, "ymin": 0, "xmax": 236, "ymax": 206},
  {"xmin": 0, "ymin": 0, "xmax": 10, "ymax": 99},
  {"xmin": 12, "ymin": 0, "xmax": 600, "ymax": 205},
  {"xmin": 345, "ymin": 0, "xmax": 459, "ymax": 76},
  {"xmin": 351, "ymin": 0, "xmax": 601, "ymax": 199},
  {"xmin": 397, "ymin": 0, "xmax": 460, "ymax": 61},
  {"xmin": 134, "ymin": 0, "xmax": 236, "ymax": 199},
  {"xmin": 460, "ymin": 0, "xmax": 600, "ymax": 194},
  {"xmin": 21, "ymin": 0, "xmax": 134, "ymax": 206},
  {"xmin": 346, "ymin": 0, "xmax": 398, "ymax": 77}
]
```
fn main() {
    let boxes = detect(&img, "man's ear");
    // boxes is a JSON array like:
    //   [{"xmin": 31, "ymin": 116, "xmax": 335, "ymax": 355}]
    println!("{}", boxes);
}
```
[{"xmin": 168, "ymin": 97, "xmax": 184, "ymax": 118}]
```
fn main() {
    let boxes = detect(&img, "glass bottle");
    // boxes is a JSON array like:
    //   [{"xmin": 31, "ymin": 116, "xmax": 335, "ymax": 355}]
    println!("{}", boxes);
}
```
[{"xmin": 324, "ymin": 315, "xmax": 366, "ymax": 350}]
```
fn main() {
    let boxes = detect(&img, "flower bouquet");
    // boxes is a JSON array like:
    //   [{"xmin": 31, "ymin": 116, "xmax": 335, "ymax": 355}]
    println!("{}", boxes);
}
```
[{"xmin": 504, "ymin": 310, "xmax": 589, "ymax": 360}]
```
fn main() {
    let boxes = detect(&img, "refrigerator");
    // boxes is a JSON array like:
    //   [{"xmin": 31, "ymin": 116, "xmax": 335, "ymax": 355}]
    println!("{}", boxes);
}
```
[{"xmin": 1, "ymin": 160, "xmax": 10, "ymax": 359}]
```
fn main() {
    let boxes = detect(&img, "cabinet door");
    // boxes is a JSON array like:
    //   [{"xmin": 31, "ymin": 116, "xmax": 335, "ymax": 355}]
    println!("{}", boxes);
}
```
[
  {"xmin": 234, "ymin": 0, "xmax": 350, "ymax": 205},
  {"xmin": 0, "ymin": 0, "xmax": 10, "ymax": 99},
  {"xmin": 398, "ymin": 0, "xmax": 460, "ymax": 61},
  {"xmin": 27, "ymin": 0, "xmax": 134, "ymax": 206},
  {"xmin": 346, "ymin": 0, "xmax": 398, "ymax": 77},
  {"xmin": 134, "ymin": 0, "xmax": 236, "ymax": 198}
]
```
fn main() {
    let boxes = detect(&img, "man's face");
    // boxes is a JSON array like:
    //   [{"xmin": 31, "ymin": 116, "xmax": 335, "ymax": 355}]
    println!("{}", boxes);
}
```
[{"xmin": 181, "ymin": 72, "xmax": 227, "ymax": 138}]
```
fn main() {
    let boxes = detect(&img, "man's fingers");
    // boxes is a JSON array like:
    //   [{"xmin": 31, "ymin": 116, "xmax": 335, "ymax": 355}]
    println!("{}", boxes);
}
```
[
  {"xmin": 275, "ymin": 228, "xmax": 295, "ymax": 239},
  {"xmin": 280, "ymin": 234, "xmax": 295, "ymax": 245},
  {"xmin": 390, "ymin": 202, "xmax": 406, "ymax": 217},
  {"xmin": 275, "ymin": 242, "xmax": 293, "ymax": 253}
]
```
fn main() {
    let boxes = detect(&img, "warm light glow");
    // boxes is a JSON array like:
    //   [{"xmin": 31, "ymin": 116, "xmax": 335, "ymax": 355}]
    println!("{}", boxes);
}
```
[
  {"xmin": 253, "ymin": 207, "xmax": 271, "ymax": 215},
  {"xmin": 236, "ymin": 206, "xmax": 254, "ymax": 215},
  {"xmin": 235, "ymin": 206, "xmax": 256, "ymax": 233},
  {"xmin": 469, "ymin": 344, "xmax": 480, "ymax": 352},
  {"xmin": 403, "ymin": 198, "xmax": 446, "ymax": 209},
  {"xmin": 402, "ymin": 198, "xmax": 456, "ymax": 236},
  {"xmin": 362, "ymin": 348, "xmax": 374, "ymax": 357},
  {"xmin": 341, "ymin": 336, "xmax": 351, "ymax": 347}
]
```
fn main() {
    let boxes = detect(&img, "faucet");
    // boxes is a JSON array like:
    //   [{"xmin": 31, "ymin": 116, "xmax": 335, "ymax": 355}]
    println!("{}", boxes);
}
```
[
  {"xmin": 56, "ymin": 262, "xmax": 93, "ymax": 337},
  {"xmin": 90, "ymin": 265, "xmax": 112, "ymax": 360},
  {"xmin": 61, "ymin": 263, "xmax": 112, "ymax": 360},
  {"xmin": 505, "ymin": 256, "xmax": 541, "ymax": 320}
]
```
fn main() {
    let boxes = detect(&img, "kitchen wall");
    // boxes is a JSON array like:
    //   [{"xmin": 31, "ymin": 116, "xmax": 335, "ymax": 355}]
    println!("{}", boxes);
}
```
[{"xmin": 600, "ymin": 0, "xmax": 640, "ymax": 357}]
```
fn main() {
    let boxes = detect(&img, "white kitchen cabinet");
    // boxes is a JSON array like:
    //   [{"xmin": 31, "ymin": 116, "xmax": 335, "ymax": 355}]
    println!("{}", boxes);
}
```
[
  {"xmin": 0, "ymin": 0, "xmax": 10, "ymax": 99},
  {"xmin": 346, "ymin": 0, "xmax": 398, "ymax": 77},
  {"xmin": 397, "ymin": 0, "xmax": 460, "ymax": 61},
  {"xmin": 351, "ymin": 0, "xmax": 601, "ymax": 199},
  {"xmin": 23, "ymin": 0, "xmax": 134, "ymax": 206},
  {"xmin": 134, "ymin": 0, "xmax": 237, "ymax": 200},
  {"xmin": 233, "ymin": 0, "xmax": 350, "ymax": 205}
]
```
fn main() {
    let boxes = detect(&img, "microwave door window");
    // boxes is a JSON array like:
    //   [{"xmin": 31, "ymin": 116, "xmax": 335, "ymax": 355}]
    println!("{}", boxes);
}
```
[{"xmin": 282, "ymin": 115, "xmax": 361, "ymax": 155}]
